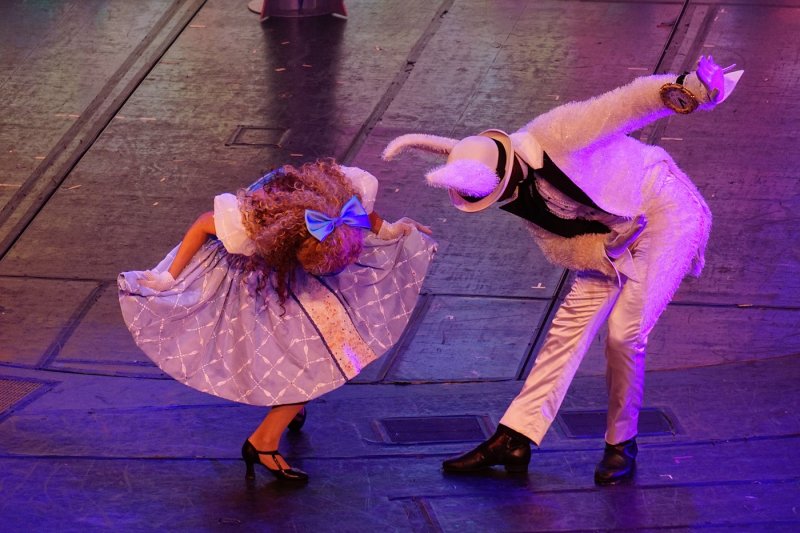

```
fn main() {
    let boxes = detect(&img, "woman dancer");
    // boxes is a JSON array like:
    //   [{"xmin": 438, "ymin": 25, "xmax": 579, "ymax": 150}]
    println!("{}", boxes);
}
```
[{"xmin": 119, "ymin": 160, "xmax": 435, "ymax": 484}]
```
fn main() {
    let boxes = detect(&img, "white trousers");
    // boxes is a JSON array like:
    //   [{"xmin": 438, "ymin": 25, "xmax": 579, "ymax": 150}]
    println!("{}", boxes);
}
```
[
  {"xmin": 499, "ymin": 161, "xmax": 711, "ymax": 446},
  {"xmin": 500, "ymin": 233, "xmax": 654, "ymax": 446}
]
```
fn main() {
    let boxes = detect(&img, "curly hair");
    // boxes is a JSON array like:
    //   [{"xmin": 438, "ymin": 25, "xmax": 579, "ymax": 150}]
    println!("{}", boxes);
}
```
[{"xmin": 238, "ymin": 160, "xmax": 366, "ymax": 303}]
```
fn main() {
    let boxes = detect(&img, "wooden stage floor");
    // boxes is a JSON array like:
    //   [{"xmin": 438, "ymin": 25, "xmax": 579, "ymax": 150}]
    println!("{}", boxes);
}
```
[{"xmin": 1, "ymin": 1, "xmax": 798, "ymax": 531}]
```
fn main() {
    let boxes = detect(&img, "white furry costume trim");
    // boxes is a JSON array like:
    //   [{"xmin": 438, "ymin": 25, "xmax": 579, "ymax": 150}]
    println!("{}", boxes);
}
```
[
  {"xmin": 426, "ymin": 159, "xmax": 500, "ymax": 197},
  {"xmin": 382, "ymin": 133, "xmax": 459, "ymax": 161},
  {"xmin": 504, "ymin": 73, "xmax": 716, "ymax": 330},
  {"xmin": 385, "ymin": 70, "xmax": 726, "ymax": 329},
  {"xmin": 635, "ymin": 155, "xmax": 711, "ymax": 332},
  {"xmin": 526, "ymin": 152, "xmax": 711, "ymax": 333},
  {"xmin": 513, "ymin": 74, "xmax": 678, "ymax": 216},
  {"xmin": 507, "ymin": 73, "xmax": 716, "ymax": 330},
  {"xmin": 527, "ymin": 228, "xmax": 614, "ymax": 277}
]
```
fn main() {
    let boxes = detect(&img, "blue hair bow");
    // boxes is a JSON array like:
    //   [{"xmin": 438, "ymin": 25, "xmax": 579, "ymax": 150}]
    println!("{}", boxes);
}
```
[{"xmin": 305, "ymin": 195, "xmax": 371, "ymax": 242}]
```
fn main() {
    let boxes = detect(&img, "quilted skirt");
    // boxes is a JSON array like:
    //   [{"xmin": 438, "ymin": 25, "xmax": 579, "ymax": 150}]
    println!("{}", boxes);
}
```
[{"xmin": 119, "ymin": 229, "xmax": 436, "ymax": 406}]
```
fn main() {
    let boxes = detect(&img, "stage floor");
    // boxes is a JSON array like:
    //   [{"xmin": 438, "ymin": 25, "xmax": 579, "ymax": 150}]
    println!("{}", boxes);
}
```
[{"xmin": 1, "ymin": 1, "xmax": 799, "ymax": 531}]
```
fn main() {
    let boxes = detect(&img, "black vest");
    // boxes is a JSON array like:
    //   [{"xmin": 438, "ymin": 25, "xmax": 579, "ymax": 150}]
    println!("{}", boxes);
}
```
[{"xmin": 499, "ymin": 152, "xmax": 611, "ymax": 238}]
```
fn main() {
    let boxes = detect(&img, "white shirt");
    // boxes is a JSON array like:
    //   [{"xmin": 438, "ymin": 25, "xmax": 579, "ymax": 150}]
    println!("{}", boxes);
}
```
[{"xmin": 534, "ymin": 175, "xmax": 626, "ymax": 230}]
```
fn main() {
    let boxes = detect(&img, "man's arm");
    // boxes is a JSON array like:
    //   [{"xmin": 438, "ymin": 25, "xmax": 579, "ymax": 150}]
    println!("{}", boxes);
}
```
[
  {"xmin": 521, "ymin": 57, "xmax": 730, "ymax": 155},
  {"xmin": 523, "ymin": 74, "xmax": 678, "ymax": 155}
]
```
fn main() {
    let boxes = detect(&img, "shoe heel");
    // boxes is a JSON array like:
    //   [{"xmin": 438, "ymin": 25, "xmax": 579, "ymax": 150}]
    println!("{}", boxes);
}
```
[
  {"xmin": 240, "ymin": 439, "xmax": 309, "ymax": 484},
  {"xmin": 504, "ymin": 451, "xmax": 531, "ymax": 473},
  {"xmin": 242, "ymin": 440, "xmax": 257, "ymax": 480}
]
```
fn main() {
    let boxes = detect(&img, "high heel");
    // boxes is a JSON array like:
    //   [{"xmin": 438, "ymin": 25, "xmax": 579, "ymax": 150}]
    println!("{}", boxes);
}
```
[
  {"xmin": 288, "ymin": 407, "xmax": 307, "ymax": 432},
  {"xmin": 241, "ymin": 439, "xmax": 309, "ymax": 484}
]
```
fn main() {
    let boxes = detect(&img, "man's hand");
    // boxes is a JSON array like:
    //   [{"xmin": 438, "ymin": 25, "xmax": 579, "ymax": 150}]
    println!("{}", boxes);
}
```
[
  {"xmin": 605, "ymin": 214, "xmax": 647, "ymax": 259},
  {"xmin": 697, "ymin": 55, "xmax": 736, "ymax": 103}
]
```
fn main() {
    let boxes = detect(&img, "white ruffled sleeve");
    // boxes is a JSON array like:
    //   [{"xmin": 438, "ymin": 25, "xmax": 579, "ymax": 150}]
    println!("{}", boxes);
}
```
[
  {"xmin": 339, "ymin": 165, "xmax": 378, "ymax": 212},
  {"xmin": 213, "ymin": 193, "xmax": 256, "ymax": 256}
]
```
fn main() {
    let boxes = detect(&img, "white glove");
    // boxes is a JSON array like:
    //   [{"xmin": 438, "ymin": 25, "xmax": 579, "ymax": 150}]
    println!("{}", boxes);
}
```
[
  {"xmin": 139, "ymin": 270, "xmax": 176, "ymax": 291},
  {"xmin": 377, "ymin": 217, "xmax": 433, "ymax": 240},
  {"xmin": 696, "ymin": 55, "xmax": 725, "ymax": 103},
  {"xmin": 605, "ymin": 214, "xmax": 647, "ymax": 259},
  {"xmin": 686, "ymin": 55, "xmax": 739, "ymax": 107}
]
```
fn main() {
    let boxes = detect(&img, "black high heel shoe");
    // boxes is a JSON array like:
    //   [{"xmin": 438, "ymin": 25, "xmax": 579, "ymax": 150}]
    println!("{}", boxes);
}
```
[
  {"xmin": 288, "ymin": 407, "xmax": 307, "ymax": 432},
  {"xmin": 241, "ymin": 439, "xmax": 309, "ymax": 484}
]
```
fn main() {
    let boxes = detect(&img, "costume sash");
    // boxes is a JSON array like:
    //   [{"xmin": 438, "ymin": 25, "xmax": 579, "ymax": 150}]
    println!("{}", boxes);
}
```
[{"xmin": 293, "ymin": 275, "xmax": 377, "ymax": 380}]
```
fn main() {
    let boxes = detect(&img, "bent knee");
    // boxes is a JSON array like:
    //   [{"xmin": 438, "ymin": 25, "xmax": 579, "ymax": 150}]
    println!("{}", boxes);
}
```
[{"xmin": 606, "ymin": 328, "xmax": 647, "ymax": 358}]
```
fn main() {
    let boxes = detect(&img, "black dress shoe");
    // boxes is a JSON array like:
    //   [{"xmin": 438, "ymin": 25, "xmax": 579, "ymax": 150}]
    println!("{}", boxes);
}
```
[
  {"xmin": 242, "ymin": 439, "xmax": 309, "ymax": 484},
  {"xmin": 594, "ymin": 438, "xmax": 637, "ymax": 485},
  {"xmin": 443, "ymin": 424, "xmax": 531, "ymax": 473}
]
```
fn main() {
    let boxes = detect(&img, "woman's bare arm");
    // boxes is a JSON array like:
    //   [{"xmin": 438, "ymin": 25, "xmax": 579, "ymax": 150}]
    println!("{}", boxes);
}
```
[
  {"xmin": 368, "ymin": 211, "xmax": 384, "ymax": 234},
  {"xmin": 167, "ymin": 211, "xmax": 216, "ymax": 278}
]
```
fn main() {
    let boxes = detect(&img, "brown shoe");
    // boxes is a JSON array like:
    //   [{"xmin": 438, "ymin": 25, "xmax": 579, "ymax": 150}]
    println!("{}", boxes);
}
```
[
  {"xmin": 442, "ymin": 424, "xmax": 531, "ymax": 474},
  {"xmin": 594, "ymin": 438, "xmax": 637, "ymax": 485}
]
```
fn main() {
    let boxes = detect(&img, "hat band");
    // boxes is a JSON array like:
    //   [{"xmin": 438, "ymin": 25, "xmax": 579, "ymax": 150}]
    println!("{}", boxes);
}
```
[{"xmin": 491, "ymin": 138, "xmax": 507, "ymax": 179}]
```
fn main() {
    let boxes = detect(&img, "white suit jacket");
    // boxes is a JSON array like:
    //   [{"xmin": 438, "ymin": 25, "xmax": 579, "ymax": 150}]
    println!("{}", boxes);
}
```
[{"xmin": 509, "ymin": 74, "xmax": 698, "ymax": 217}]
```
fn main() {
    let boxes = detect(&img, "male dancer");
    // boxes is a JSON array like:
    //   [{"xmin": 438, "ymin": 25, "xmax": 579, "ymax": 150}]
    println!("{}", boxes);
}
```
[{"xmin": 384, "ymin": 57, "xmax": 742, "ymax": 484}]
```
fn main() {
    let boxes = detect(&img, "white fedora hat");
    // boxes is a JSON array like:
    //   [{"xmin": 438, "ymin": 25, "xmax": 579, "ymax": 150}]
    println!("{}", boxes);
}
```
[{"xmin": 383, "ymin": 129, "xmax": 519, "ymax": 212}]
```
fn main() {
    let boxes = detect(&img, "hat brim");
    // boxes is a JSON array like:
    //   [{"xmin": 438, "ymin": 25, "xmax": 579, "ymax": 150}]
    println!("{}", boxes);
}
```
[{"xmin": 448, "ymin": 129, "xmax": 515, "ymax": 213}]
